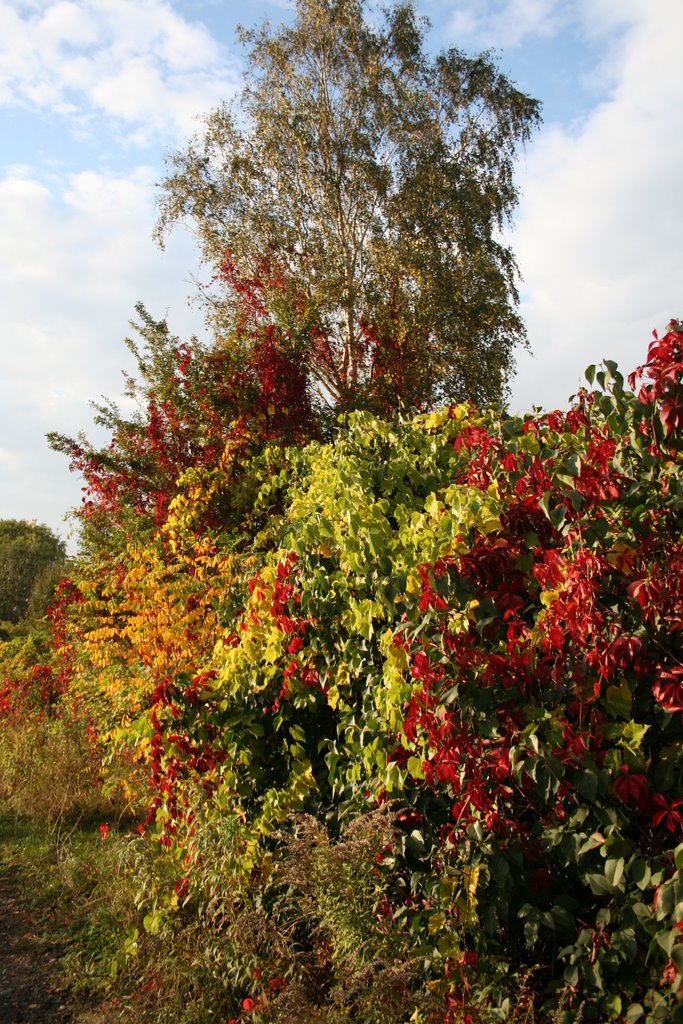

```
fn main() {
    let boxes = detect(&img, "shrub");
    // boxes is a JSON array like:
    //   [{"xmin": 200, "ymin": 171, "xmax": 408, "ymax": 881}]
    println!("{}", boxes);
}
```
[{"xmin": 13, "ymin": 321, "xmax": 683, "ymax": 1022}]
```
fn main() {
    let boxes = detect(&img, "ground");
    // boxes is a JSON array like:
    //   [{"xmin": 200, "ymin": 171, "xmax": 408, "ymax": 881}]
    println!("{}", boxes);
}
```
[{"xmin": 0, "ymin": 868, "xmax": 107, "ymax": 1024}]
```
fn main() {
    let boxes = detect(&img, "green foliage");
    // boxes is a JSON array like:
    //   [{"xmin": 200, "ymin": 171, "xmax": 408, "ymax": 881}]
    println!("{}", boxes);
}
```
[
  {"xmin": 0, "ymin": 519, "xmax": 66, "ymax": 627},
  {"xmin": 117, "ymin": 328, "xmax": 681, "ymax": 1021},
  {"xmin": 9, "ymin": 323, "xmax": 683, "ymax": 1021},
  {"xmin": 156, "ymin": 0, "xmax": 540, "ymax": 412}
]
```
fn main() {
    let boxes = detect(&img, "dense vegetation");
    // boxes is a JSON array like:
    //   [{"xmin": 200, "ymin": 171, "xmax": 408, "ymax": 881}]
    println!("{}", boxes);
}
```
[
  {"xmin": 2, "ymin": 4, "xmax": 681, "ymax": 1021},
  {"xmin": 156, "ymin": 0, "xmax": 540, "ymax": 412},
  {"xmin": 0, "ymin": 518, "xmax": 66, "ymax": 632},
  {"xmin": 2, "ymin": 319, "xmax": 682, "ymax": 1023}
]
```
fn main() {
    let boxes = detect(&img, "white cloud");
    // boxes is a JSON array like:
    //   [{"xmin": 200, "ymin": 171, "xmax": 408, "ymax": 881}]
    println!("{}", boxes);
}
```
[
  {"xmin": 508, "ymin": 0, "xmax": 683, "ymax": 411},
  {"xmin": 0, "ymin": 447, "xmax": 18, "ymax": 466},
  {"xmin": 0, "ymin": 164, "xmax": 206, "ymax": 544},
  {"xmin": 576, "ymin": 0, "xmax": 643, "ymax": 38},
  {"xmin": 444, "ymin": 0, "xmax": 563, "ymax": 49},
  {"xmin": 0, "ymin": 0, "xmax": 241, "ymax": 144}
]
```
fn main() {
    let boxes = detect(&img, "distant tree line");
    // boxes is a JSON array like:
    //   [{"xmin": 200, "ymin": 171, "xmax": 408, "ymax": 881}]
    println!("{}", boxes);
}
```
[{"xmin": 0, "ymin": 519, "xmax": 67, "ymax": 633}]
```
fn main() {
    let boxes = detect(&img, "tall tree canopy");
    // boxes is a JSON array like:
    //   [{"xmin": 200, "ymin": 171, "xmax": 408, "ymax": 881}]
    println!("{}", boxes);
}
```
[
  {"xmin": 156, "ymin": 0, "xmax": 540, "ymax": 414},
  {"xmin": 0, "ymin": 519, "xmax": 66, "ymax": 625}
]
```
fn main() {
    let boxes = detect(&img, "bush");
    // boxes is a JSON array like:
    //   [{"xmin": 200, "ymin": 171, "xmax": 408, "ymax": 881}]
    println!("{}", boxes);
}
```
[{"xmin": 9, "ymin": 322, "xmax": 683, "ymax": 1022}]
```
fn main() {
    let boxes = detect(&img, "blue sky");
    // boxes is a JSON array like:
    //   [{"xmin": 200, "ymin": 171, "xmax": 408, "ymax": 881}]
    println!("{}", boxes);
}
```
[{"xmin": 1, "ymin": 0, "xmax": 682, "ymax": 550}]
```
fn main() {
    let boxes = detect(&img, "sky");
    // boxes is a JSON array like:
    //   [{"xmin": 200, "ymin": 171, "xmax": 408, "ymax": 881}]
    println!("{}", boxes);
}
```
[{"xmin": 1, "ymin": 0, "xmax": 682, "ymax": 550}]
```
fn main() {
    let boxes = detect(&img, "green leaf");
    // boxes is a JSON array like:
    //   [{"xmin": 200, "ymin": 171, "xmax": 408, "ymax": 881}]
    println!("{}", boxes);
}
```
[
  {"xmin": 538, "ymin": 491, "xmax": 552, "ymax": 520},
  {"xmin": 586, "ymin": 872, "xmax": 615, "ymax": 896},
  {"xmin": 604, "ymin": 678, "xmax": 632, "ymax": 719},
  {"xmin": 575, "ymin": 767, "xmax": 599, "ymax": 802},
  {"xmin": 655, "ymin": 881, "xmax": 676, "ymax": 920},
  {"xmin": 578, "ymin": 832, "xmax": 606, "ymax": 856},
  {"xmin": 385, "ymin": 573, "xmax": 406, "ymax": 603},
  {"xmin": 620, "ymin": 720, "xmax": 650, "ymax": 752},
  {"xmin": 584, "ymin": 957, "xmax": 604, "ymax": 992},
  {"xmin": 613, "ymin": 926, "xmax": 638, "ymax": 960},
  {"xmin": 563, "ymin": 963, "xmax": 579, "ymax": 987},
  {"xmin": 437, "ymin": 932, "xmax": 460, "ymax": 957},
  {"xmin": 561, "ymin": 452, "xmax": 582, "ymax": 477},
  {"xmin": 406, "ymin": 829, "xmax": 428, "ymax": 858},
  {"xmin": 653, "ymin": 928, "xmax": 676, "ymax": 956},
  {"xmin": 631, "ymin": 860, "xmax": 651, "ymax": 891},
  {"xmin": 143, "ymin": 910, "xmax": 161, "ymax": 936},
  {"xmin": 567, "ymin": 488, "xmax": 585, "ymax": 511},
  {"xmin": 671, "ymin": 943, "xmax": 683, "ymax": 973},
  {"xmin": 523, "ymin": 913, "xmax": 539, "ymax": 947},
  {"xmin": 603, "ymin": 994, "xmax": 622, "ymax": 1020},
  {"xmin": 604, "ymin": 856, "xmax": 625, "ymax": 889}
]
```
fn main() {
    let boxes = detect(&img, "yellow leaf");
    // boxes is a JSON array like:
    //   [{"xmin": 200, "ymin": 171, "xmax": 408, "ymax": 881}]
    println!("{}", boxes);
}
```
[
  {"xmin": 462, "ymin": 864, "xmax": 479, "ymax": 906},
  {"xmin": 540, "ymin": 587, "xmax": 561, "ymax": 609},
  {"xmin": 428, "ymin": 911, "xmax": 446, "ymax": 934},
  {"xmin": 421, "ymin": 409, "xmax": 449, "ymax": 431}
]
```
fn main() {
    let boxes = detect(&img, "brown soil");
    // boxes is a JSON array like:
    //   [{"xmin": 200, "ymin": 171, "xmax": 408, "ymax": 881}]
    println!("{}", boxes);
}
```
[{"xmin": 0, "ymin": 870, "xmax": 107, "ymax": 1024}]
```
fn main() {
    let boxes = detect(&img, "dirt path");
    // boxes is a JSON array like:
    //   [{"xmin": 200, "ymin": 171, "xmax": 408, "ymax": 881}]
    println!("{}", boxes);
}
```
[{"xmin": 0, "ymin": 870, "xmax": 106, "ymax": 1024}]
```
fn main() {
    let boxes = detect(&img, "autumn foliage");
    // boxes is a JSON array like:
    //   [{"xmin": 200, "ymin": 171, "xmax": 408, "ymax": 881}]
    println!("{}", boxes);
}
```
[
  {"xmin": 3, "ymin": 320, "xmax": 683, "ymax": 1023},
  {"xmin": 47, "ymin": 300, "xmax": 316, "ymax": 538}
]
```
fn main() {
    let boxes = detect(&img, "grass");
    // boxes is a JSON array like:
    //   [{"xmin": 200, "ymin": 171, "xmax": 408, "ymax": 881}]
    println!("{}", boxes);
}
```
[{"xmin": 0, "ymin": 810, "xmax": 143, "ymax": 1019}]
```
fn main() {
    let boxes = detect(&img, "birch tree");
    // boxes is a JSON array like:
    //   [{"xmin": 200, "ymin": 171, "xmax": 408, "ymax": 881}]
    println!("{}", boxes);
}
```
[{"xmin": 156, "ymin": 0, "xmax": 540, "ymax": 412}]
